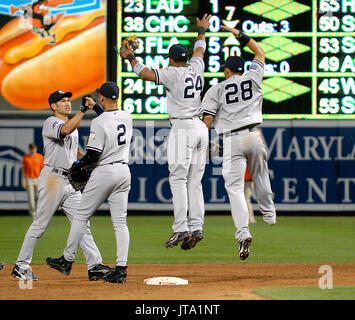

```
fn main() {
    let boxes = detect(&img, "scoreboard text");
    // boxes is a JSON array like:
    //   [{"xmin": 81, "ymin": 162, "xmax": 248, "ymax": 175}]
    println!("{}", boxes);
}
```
[{"xmin": 117, "ymin": 0, "xmax": 355, "ymax": 119}]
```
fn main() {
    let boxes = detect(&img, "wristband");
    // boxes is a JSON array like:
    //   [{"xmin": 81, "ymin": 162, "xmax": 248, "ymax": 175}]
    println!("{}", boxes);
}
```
[
  {"xmin": 133, "ymin": 62, "xmax": 148, "ymax": 76},
  {"xmin": 93, "ymin": 104, "xmax": 104, "ymax": 116},
  {"xmin": 194, "ymin": 40, "xmax": 206, "ymax": 51},
  {"xmin": 80, "ymin": 105, "xmax": 88, "ymax": 113},
  {"xmin": 127, "ymin": 53, "xmax": 136, "ymax": 62},
  {"xmin": 238, "ymin": 32, "xmax": 251, "ymax": 45},
  {"xmin": 198, "ymin": 26, "xmax": 206, "ymax": 35}
]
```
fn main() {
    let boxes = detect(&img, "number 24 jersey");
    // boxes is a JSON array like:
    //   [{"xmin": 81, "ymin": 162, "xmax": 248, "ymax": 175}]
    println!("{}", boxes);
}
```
[
  {"xmin": 202, "ymin": 60, "xmax": 264, "ymax": 135},
  {"xmin": 154, "ymin": 57, "xmax": 205, "ymax": 119}
]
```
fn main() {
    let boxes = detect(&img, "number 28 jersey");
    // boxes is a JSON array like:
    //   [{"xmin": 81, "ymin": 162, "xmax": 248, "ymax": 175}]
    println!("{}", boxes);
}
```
[
  {"xmin": 154, "ymin": 57, "xmax": 205, "ymax": 119},
  {"xmin": 86, "ymin": 110, "xmax": 132, "ymax": 165},
  {"xmin": 201, "ymin": 60, "xmax": 264, "ymax": 135}
]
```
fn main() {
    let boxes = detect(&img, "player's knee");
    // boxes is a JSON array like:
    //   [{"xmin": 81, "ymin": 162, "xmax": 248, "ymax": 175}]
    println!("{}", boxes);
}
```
[{"xmin": 169, "ymin": 174, "xmax": 187, "ymax": 185}]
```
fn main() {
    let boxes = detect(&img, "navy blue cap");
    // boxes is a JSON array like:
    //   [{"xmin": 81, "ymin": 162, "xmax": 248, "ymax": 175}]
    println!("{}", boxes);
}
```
[
  {"xmin": 48, "ymin": 90, "xmax": 72, "ymax": 105},
  {"xmin": 96, "ymin": 81, "xmax": 119, "ymax": 99},
  {"xmin": 222, "ymin": 56, "xmax": 245, "ymax": 73},
  {"xmin": 164, "ymin": 44, "xmax": 188, "ymax": 61}
]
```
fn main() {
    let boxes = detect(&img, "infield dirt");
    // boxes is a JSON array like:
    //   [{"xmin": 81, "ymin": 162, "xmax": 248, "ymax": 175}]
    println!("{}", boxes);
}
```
[{"xmin": 1, "ymin": 262, "xmax": 355, "ymax": 300}]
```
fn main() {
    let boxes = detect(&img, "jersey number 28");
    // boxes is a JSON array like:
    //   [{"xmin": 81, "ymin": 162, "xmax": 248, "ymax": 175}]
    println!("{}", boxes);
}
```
[{"xmin": 225, "ymin": 80, "xmax": 253, "ymax": 104}]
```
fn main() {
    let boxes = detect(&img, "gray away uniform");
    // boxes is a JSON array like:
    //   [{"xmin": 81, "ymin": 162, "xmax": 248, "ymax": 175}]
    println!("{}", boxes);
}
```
[
  {"xmin": 202, "ymin": 60, "xmax": 276, "ymax": 242},
  {"xmin": 16, "ymin": 116, "xmax": 103, "ymax": 270},
  {"xmin": 63, "ymin": 110, "xmax": 132, "ymax": 267},
  {"xmin": 154, "ymin": 57, "xmax": 209, "ymax": 233}
]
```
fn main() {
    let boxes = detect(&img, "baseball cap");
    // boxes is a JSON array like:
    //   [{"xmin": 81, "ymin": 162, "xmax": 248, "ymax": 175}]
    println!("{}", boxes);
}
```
[
  {"xmin": 222, "ymin": 56, "xmax": 245, "ymax": 73},
  {"xmin": 164, "ymin": 44, "xmax": 188, "ymax": 61},
  {"xmin": 96, "ymin": 81, "xmax": 119, "ymax": 99},
  {"xmin": 48, "ymin": 90, "xmax": 72, "ymax": 105}
]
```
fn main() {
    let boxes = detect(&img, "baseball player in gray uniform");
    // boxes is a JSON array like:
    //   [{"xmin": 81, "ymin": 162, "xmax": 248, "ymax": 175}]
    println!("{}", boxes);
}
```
[
  {"xmin": 120, "ymin": 14, "xmax": 211, "ymax": 250},
  {"xmin": 46, "ymin": 82, "xmax": 132, "ymax": 283},
  {"xmin": 11, "ymin": 90, "xmax": 111, "ymax": 281},
  {"xmin": 202, "ymin": 25, "xmax": 276, "ymax": 260}
]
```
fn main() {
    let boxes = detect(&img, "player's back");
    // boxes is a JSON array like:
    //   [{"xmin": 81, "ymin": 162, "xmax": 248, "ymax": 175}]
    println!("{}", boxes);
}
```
[
  {"xmin": 204, "ymin": 60, "xmax": 264, "ymax": 134},
  {"xmin": 87, "ymin": 110, "xmax": 132, "ymax": 165},
  {"xmin": 155, "ymin": 57, "xmax": 205, "ymax": 119}
]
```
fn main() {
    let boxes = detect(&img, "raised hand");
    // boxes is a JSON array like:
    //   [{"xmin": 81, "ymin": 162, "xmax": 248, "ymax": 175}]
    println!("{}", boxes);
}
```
[{"xmin": 197, "ymin": 13, "xmax": 212, "ymax": 31}]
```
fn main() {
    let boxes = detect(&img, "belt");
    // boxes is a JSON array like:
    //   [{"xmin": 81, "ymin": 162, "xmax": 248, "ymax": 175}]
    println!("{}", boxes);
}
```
[
  {"xmin": 98, "ymin": 160, "xmax": 127, "ymax": 166},
  {"xmin": 170, "ymin": 116, "xmax": 200, "ymax": 126},
  {"xmin": 170, "ymin": 116, "xmax": 200, "ymax": 120},
  {"xmin": 223, "ymin": 124, "xmax": 260, "ymax": 137},
  {"xmin": 52, "ymin": 168, "xmax": 68, "ymax": 176}
]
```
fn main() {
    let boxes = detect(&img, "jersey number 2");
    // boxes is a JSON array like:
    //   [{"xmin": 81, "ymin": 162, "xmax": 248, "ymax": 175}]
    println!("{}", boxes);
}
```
[
  {"xmin": 225, "ymin": 80, "xmax": 253, "ymax": 104},
  {"xmin": 117, "ymin": 124, "xmax": 126, "ymax": 146},
  {"xmin": 184, "ymin": 75, "xmax": 203, "ymax": 98}
]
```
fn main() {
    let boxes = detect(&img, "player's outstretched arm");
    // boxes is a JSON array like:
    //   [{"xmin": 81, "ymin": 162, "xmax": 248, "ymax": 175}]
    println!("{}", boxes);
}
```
[
  {"xmin": 221, "ymin": 25, "xmax": 265, "ymax": 65},
  {"xmin": 60, "ymin": 105, "xmax": 93, "ymax": 136},
  {"xmin": 192, "ymin": 14, "xmax": 211, "ymax": 59},
  {"xmin": 120, "ymin": 47, "xmax": 156, "ymax": 82}
]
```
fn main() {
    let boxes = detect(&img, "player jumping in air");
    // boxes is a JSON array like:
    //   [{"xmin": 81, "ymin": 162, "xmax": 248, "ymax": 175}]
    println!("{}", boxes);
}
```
[
  {"xmin": 202, "ymin": 25, "xmax": 276, "ymax": 261},
  {"xmin": 120, "ymin": 14, "xmax": 211, "ymax": 251}
]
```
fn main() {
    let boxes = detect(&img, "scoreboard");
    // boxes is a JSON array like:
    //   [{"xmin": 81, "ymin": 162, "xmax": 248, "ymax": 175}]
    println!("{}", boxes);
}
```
[{"xmin": 117, "ymin": 0, "xmax": 355, "ymax": 119}]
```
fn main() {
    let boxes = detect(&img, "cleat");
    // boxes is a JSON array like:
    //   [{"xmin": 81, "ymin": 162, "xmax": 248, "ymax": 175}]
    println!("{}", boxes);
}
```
[
  {"xmin": 181, "ymin": 230, "xmax": 204, "ymax": 250},
  {"xmin": 11, "ymin": 264, "xmax": 38, "ymax": 281},
  {"xmin": 239, "ymin": 237, "xmax": 252, "ymax": 261},
  {"xmin": 165, "ymin": 231, "xmax": 191, "ymax": 248},
  {"xmin": 102, "ymin": 266, "xmax": 127, "ymax": 283},
  {"xmin": 46, "ymin": 255, "xmax": 72, "ymax": 276},
  {"xmin": 88, "ymin": 264, "xmax": 114, "ymax": 281}
]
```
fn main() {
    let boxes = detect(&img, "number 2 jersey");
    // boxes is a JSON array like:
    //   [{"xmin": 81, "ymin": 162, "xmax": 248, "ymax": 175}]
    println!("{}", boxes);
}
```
[
  {"xmin": 86, "ymin": 109, "xmax": 132, "ymax": 165},
  {"xmin": 154, "ymin": 57, "xmax": 205, "ymax": 119},
  {"xmin": 201, "ymin": 59, "xmax": 264, "ymax": 135}
]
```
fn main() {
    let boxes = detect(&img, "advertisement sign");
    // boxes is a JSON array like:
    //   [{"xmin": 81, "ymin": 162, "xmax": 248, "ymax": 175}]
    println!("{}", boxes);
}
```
[
  {"xmin": 0, "ymin": 119, "xmax": 354, "ymax": 212},
  {"xmin": 0, "ymin": 0, "xmax": 105, "ymax": 114}
]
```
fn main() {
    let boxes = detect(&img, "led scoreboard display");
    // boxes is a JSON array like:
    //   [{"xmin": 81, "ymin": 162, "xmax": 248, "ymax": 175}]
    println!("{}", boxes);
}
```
[{"xmin": 117, "ymin": 0, "xmax": 355, "ymax": 119}]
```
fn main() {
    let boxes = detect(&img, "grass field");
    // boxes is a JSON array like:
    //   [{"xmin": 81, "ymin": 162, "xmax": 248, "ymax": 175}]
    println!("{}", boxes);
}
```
[
  {"xmin": 1, "ymin": 215, "xmax": 355, "ymax": 264},
  {"xmin": 253, "ymin": 286, "xmax": 355, "ymax": 300},
  {"xmin": 1, "ymin": 215, "xmax": 355, "ymax": 300}
]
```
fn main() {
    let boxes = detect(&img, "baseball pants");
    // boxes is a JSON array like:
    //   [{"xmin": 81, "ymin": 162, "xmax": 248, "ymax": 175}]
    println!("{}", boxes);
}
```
[
  {"xmin": 222, "ymin": 129, "xmax": 276, "ymax": 242},
  {"xmin": 64, "ymin": 163, "xmax": 131, "ymax": 267},
  {"xmin": 16, "ymin": 166, "xmax": 103, "ymax": 270},
  {"xmin": 24, "ymin": 177, "xmax": 39, "ymax": 219},
  {"xmin": 167, "ymin": 118, "xmax": 209, "ymax": 233}
]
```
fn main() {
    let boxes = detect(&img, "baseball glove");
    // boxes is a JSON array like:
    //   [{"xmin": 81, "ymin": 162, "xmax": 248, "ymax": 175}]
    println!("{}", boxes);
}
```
[
  {"xmin": 67, "ymin": 160, "xmax": 95, "ymax": 191},
  {"xmin": 120, "ymin": 36, "xmax": 140, "ymax": 52}
]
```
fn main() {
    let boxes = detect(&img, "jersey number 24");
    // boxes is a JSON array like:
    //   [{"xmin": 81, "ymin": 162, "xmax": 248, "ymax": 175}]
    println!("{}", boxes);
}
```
[{"xmin": 184, "ymin": 75, "xmax": 203, "ymax": 98}]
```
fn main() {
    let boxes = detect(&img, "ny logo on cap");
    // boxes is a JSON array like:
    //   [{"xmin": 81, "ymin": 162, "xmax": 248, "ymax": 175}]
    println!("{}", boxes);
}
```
[{"xmin": 58, "ymin": 90, "xmax": 64, "ymax": 94}]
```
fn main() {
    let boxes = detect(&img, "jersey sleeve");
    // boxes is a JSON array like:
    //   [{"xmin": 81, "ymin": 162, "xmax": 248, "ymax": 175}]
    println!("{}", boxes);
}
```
[
  {"xmin": 189, "ymin": 57, "xmax": 205, "ymax": 74},
  {"xmin": 42, "ymin": 117, "xmax": 65, "ymax": 140},
  {"xmin": 86, "ymin": 118, "xmax": 105, "ymax": 153},
  {"xmin": 245, "ymin": 59, "xmax": 264, "ymax": 84},
  {"xmin": 154, "ymin": 67, "xmax": 179, "ymax": 89},
  {"xmin": 201, "ymin": 85, "xmax": 220, "ymax": 117}
]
